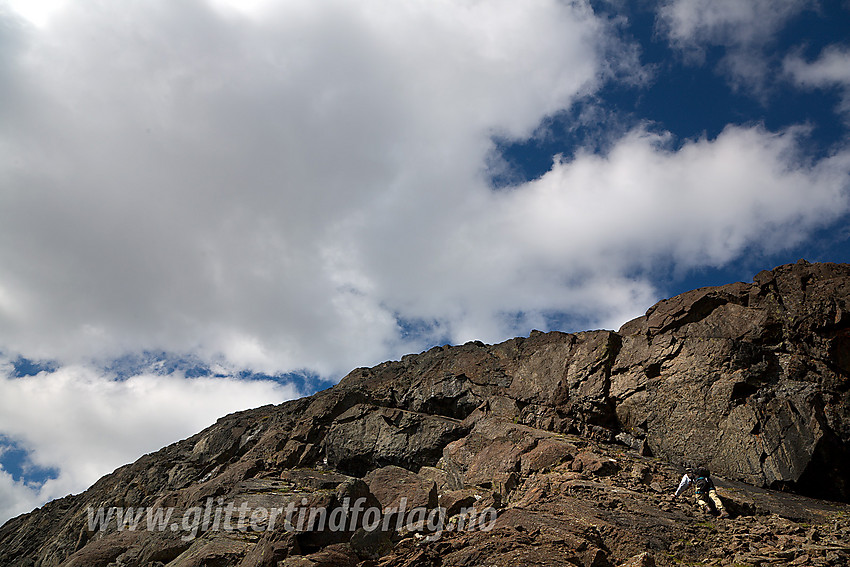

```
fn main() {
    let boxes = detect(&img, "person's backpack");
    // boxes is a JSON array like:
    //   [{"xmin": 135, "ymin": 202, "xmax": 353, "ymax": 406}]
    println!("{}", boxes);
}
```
[{"xmin": 694, "ymin": 467, "xmax": 713, "ymax": 493}]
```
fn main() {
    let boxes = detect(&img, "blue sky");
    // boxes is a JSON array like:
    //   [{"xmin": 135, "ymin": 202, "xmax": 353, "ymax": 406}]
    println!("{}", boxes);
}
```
[{"xmin": 1, "ymin": 0, "xmax": 849, "ymax": 524}]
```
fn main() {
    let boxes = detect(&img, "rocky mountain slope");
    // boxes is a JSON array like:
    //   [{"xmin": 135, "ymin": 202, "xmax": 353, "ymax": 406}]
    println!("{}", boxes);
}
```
[{"xmin": 2, "ymin": 260, "xmax": 850, "ymax": 566}]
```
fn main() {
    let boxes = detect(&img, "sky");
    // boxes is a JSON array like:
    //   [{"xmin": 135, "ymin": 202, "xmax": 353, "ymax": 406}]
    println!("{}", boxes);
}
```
[{"xmin": 1, "ymin": 0, "xmax": 849, "ymax": 524}]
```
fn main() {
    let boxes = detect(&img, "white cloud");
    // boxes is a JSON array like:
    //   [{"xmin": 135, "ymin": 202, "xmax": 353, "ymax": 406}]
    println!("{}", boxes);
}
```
[
  {"xmin": 0, "ymin": 0, "xmax": 619, "ymax": 376},
  {"xmin": 2, "ymin": 0, "xmax": 70, "ymax": 27},
  {"xmin": 0, "ymin": 0, "xmax": 847, "ymax": 379},
  {"xmin": 495, "ymin": 124, "xmax": 850, "ymax": 267},
  {"xmin": 785, "ymin": 46, "xmax": 850, "ymax": 85},
  {"xmin": 348, "ymin": 123, "xmax": 850, "ymax": 343},
  {"xmin": 785, "ymin": 45, "xmax": 850, "ymax": 115},
  {"xmin": 658, "ymin": 0, "xmax": 810, "ymax": 47},
  {"xmin": 0, "ymin": 363, "xmax": 297, "ymax": 524},
  {"xmin": 656, "ymin": 0, "xmax": 813, "ymax": 88}
]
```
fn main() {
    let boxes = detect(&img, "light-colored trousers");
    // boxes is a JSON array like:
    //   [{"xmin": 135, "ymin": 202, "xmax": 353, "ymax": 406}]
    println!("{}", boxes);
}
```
[{"xmin": 696, "ymin": 489, "xmax": 723, "ymax": 512}]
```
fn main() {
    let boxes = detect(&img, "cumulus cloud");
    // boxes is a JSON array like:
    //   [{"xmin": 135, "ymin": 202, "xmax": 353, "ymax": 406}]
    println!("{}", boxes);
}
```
[
  {"xmin": 496, "ymin": 125, "xmax": 850, "ymax": 266},
  {"xmin": 0, "ymin": 363, "xmax": 296, "ymax": 524},
  {"xmin": 0, "ymin": 0, "xmax": 847, "ymax": 381},
  {"xmin": 785, "ymin": 45, "xmax": 850, "ymax": 115},
  {"xmin": 656, "ymin": 0, "xmax": 813, "ymax": 89},
  {"xmin": 350, "ymin": 123, "xmax": 850, "ymax": 343},
  {"xmin": 0, "ymin": 0, "xmax": 625, "ymax": 375}
]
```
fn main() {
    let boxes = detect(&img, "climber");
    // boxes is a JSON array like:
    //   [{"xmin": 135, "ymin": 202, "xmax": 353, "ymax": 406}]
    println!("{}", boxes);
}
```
[{"xmin": 671, "ymin": 466, "xmax": 729, "ymax": 518}]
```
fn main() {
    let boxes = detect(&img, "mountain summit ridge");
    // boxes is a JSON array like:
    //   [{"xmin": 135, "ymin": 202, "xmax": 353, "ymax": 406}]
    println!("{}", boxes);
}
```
[{"xmin": 3, "ymin": 260, "xmax": 850, "ymax": 566}]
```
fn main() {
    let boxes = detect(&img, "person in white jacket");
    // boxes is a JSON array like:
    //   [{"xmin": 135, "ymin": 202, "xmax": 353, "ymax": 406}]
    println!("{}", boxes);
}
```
[{"xmin": 672, "ymin": 467, "xmax": 728, "ymax": 518}]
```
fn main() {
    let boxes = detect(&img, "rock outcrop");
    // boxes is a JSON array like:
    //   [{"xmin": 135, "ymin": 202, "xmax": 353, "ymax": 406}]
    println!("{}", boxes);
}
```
[
  {"xmin": 615, "ymin": 260, "xmax": 850, "ymax": 500},
  {"xmin": 1, "ymin": 260, "xmax": 849, "ymax": 566}
]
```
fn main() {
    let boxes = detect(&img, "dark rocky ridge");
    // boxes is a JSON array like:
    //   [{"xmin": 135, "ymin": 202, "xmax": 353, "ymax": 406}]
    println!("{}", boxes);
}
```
[{"xmin": 2, "ymin": 260, "xmax": 849, "ymax": 566}]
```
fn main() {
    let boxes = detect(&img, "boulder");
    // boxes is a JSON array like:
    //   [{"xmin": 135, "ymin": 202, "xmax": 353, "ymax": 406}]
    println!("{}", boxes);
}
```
[
  {"xmin": 570, "ymin": 451, "xmax": 619, "ymax": 476},
  {"xmin": 520, "ymin": 438, "xmax": 576, "ymax": 475},
  {"xmin": 438, "ymin": 489, "xmax": 479, "ymax": 517},
  {"xmin": 322, "ymin": 405, "xmax": 467, "ymax": 476},
  {"xmin": 364, "ymin": 466, "xmax": 437, "ymax": 512}
]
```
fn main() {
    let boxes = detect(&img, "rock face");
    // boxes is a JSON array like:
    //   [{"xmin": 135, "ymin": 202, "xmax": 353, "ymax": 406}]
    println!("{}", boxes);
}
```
[
  {"xmin": 1, "ymin": 260, "xmax": 850, "ymax": 566},
  {"xmin": 615, "ymin": 260, "xmax": 850, "ymax": 500}
]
